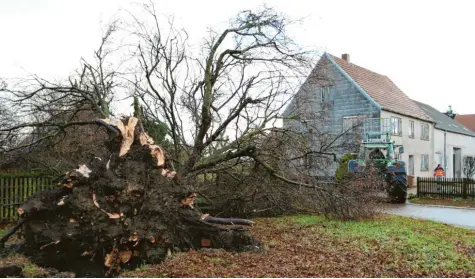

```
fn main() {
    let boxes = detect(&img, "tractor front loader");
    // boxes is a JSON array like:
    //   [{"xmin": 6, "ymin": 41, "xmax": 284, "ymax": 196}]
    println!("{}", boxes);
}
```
[{"xmin": 348, "ymin": 118, "xmax": 407, "ymax": 203}]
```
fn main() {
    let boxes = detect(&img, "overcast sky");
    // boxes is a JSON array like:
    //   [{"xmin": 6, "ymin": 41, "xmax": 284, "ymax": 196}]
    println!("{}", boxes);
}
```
[{"xmin": 1, "ymin": 0, "xmax": 474, "ymax": 115}]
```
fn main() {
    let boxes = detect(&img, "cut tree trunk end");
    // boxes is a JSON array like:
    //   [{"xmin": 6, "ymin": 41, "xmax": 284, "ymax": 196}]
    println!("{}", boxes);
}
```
[{"xmin": 8, "ymin": 117, "xmax": 258, "ymax": 277}]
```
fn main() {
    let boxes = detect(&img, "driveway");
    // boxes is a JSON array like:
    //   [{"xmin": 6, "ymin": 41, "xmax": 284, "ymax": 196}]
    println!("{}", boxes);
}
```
[{"xmin": 382, "ymin": 202, "xmax": 475, "ymax": 230}]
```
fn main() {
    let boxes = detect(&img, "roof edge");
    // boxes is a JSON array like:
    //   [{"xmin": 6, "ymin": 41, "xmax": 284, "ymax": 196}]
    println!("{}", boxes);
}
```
[
  {"xmin": 381, "ymin": 108, "xmax": 435, "ymax": 123},
  {"xmin": 324, "ymin": 52, "xmax": 381, "ymax": 110},
  {"xmin": 433, "ymin": 126, "xmax": 475, "ymax": 138},
  {"xmin": 412, "ymin": 99, "xmax": 475, "ymax": 136}
]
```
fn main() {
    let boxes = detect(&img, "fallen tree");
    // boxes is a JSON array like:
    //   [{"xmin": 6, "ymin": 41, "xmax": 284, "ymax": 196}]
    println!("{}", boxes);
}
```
[{"xmin": 0, "ymin": 116, "xmax": 257, "ymax": 276}]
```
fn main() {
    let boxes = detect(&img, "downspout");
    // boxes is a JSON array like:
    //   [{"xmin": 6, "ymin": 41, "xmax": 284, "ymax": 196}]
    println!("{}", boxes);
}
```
[{"xmin": 444, "ymin": 129, "xmax": 447, "ymax": 171}]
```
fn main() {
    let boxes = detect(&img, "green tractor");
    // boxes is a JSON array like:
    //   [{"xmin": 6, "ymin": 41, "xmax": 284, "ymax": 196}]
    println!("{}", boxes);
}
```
[{"xmin": 348, "ymin": 118, "xmax": 407, "ymax": 203}]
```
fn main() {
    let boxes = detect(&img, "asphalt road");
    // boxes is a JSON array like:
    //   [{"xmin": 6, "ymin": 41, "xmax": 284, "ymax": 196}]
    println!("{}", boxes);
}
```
[{"xmin": 382, "ymin": 202, "xmax": 475, "ymax": 230}]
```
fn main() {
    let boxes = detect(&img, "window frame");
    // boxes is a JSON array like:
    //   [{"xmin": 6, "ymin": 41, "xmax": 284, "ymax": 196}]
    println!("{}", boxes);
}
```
[
  {"xmin": 319, "ymin": 86, "xmax": 331, "ymax": 103},
  {"xmin": 390, "ymin": 117, "xmax": 402, "ymax": 136},
  {"xmin": 408, "ymin": 120, "xmax": 415, "ymax": 138},
  {"xmin": 420, "ymin": 123, "xmax": 430, "ymax": 141},
  {"xmin": 421, "ymin": 154, "xmax": 429, "ymax": 171}
]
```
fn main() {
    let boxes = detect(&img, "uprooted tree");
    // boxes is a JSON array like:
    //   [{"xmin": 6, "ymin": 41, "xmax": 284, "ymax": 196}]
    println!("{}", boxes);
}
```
[
  {"xmin": 0, "ymin": 117, "xmax": 257, "ymax": 275},
  {"xmin": 0, "ymin": 3, "xmax": 388, "ymax": 275}
]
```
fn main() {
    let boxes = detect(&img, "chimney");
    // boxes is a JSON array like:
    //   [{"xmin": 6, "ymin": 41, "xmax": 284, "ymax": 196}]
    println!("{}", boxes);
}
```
[{"xmin": 342, "ymin": 53, "xmax": 350, "ymax": 62}]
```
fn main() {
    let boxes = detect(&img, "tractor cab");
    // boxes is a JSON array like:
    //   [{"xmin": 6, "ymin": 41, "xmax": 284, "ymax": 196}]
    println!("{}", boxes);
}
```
[
  {"xmin": 349, "ymin": 118, "xmax": 405, "ymax": 172},
  {"xmin": 347, "ymin": 117, "xmax": 408, "ymax": 203}
]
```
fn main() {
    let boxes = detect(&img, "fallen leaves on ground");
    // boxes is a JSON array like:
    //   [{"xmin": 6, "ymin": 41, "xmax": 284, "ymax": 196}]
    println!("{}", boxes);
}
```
[{"xmin": 121, "ymin": 214, "xmax": 475, "ymax": 278}]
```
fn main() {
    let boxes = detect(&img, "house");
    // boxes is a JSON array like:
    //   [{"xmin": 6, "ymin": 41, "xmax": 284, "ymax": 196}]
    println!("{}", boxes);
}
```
[
  {"xmin": 455, "ymin": 114, "xmax": 475, "ymax": 133},
  {"xmin": 283, "ymin": 52, "xmax": 435, "ymax": 182},
  {"xmin": 414, "ymin": 102, "xmax": 475, "ymax": 178}
]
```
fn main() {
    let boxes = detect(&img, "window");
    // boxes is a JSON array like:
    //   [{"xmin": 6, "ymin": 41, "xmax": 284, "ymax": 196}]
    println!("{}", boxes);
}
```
[
  {"xmin": 342, "ymin": 116, "xmax": 359, "ymax": 132},
  {"xmin": 319, "ymin": 86, "xmax": 331, "ymax": 102},
  {"xmin": 409, "ymin": 120, "xmax": 414, "ymax": 138},
  {"xmin": 421, "ymin": 154, "xmax": 429, "ymax": 171},
  {"xmin": 390, "ymin": 117, "xmax": 402, "ymax": 136},
  {"xmin": 421, "ymin": 123, "xmax": 430, "ymax": 140}
]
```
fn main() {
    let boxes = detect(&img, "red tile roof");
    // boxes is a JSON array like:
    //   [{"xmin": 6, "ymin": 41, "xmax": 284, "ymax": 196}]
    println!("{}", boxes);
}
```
[
  {"xmin": 455, "ymin": 114, "xmax": 475, "ymax": 132},
  {"xmin": 328, "ymin": 54, "xmax": 433, "ymax": 122}
]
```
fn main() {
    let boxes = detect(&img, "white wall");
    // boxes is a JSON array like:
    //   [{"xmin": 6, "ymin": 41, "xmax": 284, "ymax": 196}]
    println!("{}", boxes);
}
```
[
  {"xmin": 380, "ymin": 110, "xmax": 434, "ymax": 184},
  {"xmin": 433, "ymin": 129, "xmax": 475, "ymax": 178}
]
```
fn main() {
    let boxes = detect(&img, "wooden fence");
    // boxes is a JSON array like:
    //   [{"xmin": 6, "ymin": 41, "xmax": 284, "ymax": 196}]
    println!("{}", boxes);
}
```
[
  {"xmin": 417, "ymin": 177, "xmax": 475, "ymax": 199},
  {"xmin": 0, "ymin": 175, "xmax": 55, "ymax": 223}
]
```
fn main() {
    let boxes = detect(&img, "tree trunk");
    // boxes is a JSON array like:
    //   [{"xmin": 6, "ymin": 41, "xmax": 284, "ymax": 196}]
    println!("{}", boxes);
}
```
[{"xmin": 10, "ymin": 117, "xmax": 258, "ymax": 276}]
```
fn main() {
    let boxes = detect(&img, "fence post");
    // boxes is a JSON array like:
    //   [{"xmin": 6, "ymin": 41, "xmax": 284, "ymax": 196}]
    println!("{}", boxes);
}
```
[
  {"xmin": 462, "ymin": 178, "xmax": 468, "ymax": 199},
  {"xmin": 416, "ymin": 177, "xmax": 420, "ymax": 197}
]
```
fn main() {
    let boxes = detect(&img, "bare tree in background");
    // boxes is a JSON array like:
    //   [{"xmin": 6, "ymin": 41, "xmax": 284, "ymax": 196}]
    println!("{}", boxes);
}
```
[
  {"xmin": 0, "ymin": 100, "xmax": 18, "ymax": 152},
  {"xmin": 0, "ymin": 20, "xmax": 127, "ymax": 151},
  {"xmin": 463, "ymin": 156, "xmax": 475, "ymax": 179}
]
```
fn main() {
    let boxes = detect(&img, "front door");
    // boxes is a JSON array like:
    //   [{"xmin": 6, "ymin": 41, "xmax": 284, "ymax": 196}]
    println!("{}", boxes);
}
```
[{"xmin": 408, "ymin": 155, "xmax": 414, "ymax": 176}]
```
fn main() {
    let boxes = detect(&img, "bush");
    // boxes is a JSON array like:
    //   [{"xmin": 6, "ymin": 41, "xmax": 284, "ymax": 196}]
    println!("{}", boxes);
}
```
[{"xmin": 335, "ymin": 153, "xmax": 354, "ymax": 182}]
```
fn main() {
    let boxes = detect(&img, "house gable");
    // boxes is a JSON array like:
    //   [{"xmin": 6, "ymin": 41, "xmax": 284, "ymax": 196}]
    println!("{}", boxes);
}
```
[{"xmin": 282, "ymin": 53, "xmax": 381, "ymax": 176}]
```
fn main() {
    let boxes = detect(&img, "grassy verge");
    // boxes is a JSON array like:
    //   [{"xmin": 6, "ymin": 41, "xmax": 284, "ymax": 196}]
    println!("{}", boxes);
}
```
[{"xmin": 410, "ymin": 197, "xmax": 475, "ymax": 208}]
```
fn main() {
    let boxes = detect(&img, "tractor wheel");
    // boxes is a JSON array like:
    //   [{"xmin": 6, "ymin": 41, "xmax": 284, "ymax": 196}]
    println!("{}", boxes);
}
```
[{"xmin": 388, "ymin": 173, "xmax": 407, "ymax": 204}]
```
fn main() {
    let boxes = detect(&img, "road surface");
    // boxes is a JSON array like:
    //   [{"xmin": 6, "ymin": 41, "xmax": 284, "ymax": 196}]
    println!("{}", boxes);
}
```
[{"xmin": 382, "ymin": 202, "xmax": 475, "ymax": 230}]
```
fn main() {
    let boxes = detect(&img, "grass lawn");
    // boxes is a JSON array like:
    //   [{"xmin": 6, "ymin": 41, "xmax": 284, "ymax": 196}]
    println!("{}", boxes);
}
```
[
  {"xmin": 2, "ymin": 214, "xmax": 475, "ymax": 277},
  {"xmin": 121, "ymin": 214, "xmax": 475, "ymax": 277},
  {"xmin": 410, "ymin": 197, "xmax": 475, "ymax": 208}
]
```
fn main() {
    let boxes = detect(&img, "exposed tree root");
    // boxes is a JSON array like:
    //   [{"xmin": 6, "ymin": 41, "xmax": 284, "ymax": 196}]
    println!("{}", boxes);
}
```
[{"xmin": 4, "ymin": 117, "xmax": 258, "ymax": 276}]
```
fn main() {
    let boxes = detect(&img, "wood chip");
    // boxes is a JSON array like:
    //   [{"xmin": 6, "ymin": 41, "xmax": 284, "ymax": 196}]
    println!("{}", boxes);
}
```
[
  {"xmin": 104, "ymin": 253, "xmax": 114, "ymax": 267},
  {"xmin": 119, "ymin": 250, "xmax": 133, "ymax": 263},
  {"xmin": 139, "ymin": 132, "xmax": 155, "ymax": 145},
  {"xmin": 129, "ymin": 232, "xmax": 139, "ymax": 242},
  {"xmin": 75, "ymin": 164, "xmax": 92, "ymax": 178},
  {"xmin": 40, "ymin": 240, "xmax": 61, "ymax": 250},
  {"xmin": 92, "ymin": 192, "xmax": 100, "ymax": 208},
  {"xmin": 150, "ymin": 145, "xmax": 166, "ymax": 167},
  {"xmin": 119, "ymin": 117, "xmax": 138, "ymax": 157},
  {"xmin": 180, "ymin": 193, "xmax": 197, "ymax": 208},
  {"xmin": 161, "ymin": 168, "xmax": 176, "ymax": 178}
]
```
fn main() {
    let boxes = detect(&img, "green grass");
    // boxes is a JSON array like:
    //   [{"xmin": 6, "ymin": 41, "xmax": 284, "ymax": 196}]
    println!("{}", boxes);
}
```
[{"xmin": 291, "ymin": 214, "xmax": 475, "ymax": 272}]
